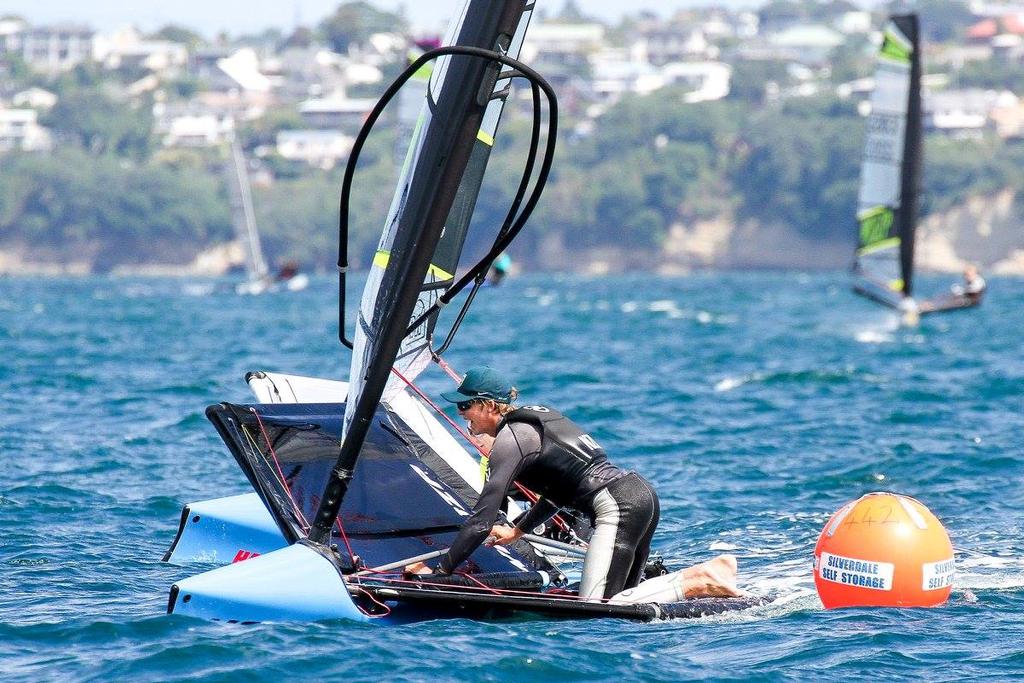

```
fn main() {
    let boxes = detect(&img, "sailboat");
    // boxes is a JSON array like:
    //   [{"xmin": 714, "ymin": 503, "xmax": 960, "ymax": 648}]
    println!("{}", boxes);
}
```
[
  {"xmin": 852, "ymin": 13, "xmax": 982, "ymax": 320},
  {"xmin": 227, "ymin": 138, "xmax": 309, "ymax": 295},
  {"xmin": 163, "ymin": 0, "xmax": 763, "ymax": 623}
]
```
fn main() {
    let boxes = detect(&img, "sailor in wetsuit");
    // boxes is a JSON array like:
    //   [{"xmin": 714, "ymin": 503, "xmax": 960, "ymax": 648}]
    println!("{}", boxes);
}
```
[
  {"xmin": 951, "ymin": 264, "xmax": 986, "ymax": 303},
  {"xmin": 405, "ymin": 366, "xmax": 660, "ymax": 600}
]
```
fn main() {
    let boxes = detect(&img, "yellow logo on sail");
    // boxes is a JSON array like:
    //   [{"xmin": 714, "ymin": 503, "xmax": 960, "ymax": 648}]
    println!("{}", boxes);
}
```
[{"xmin": 858, "ymin": 206, "xmax": 895, "ymax": 248}]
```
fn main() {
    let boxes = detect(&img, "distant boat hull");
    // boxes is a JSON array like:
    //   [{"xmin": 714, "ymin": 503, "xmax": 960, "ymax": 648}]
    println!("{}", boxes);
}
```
[
  {"xmin": 234, "ymin": 273, "xmax": 309, "ymax": 296},
  {"xmin": 919, "ymin": 293, "xmax": 982, "ymax": 315}
]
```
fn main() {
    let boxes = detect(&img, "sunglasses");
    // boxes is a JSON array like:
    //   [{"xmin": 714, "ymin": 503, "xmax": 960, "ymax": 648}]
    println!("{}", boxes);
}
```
[{"xmin": 456, "ymin": 400, "xmax": 478, "ymax": 411}]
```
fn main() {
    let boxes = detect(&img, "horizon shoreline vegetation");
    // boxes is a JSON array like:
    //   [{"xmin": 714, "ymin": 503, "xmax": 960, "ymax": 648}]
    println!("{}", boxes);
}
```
[{"xmin": 1, "ymin": 0, "xmax": 1023, "ymax": 275}]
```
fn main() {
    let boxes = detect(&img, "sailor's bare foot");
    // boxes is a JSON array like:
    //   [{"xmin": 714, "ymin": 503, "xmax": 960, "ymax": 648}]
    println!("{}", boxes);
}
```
[{"xmin": 682, "ymin": 554, "xmax": 746, "ymax": 598}]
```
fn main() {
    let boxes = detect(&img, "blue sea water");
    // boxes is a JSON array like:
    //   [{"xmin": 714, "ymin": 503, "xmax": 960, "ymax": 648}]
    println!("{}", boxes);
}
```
[{"xmin": 2, "ymin": 272, "xmax": 1022, "ymax": 681}]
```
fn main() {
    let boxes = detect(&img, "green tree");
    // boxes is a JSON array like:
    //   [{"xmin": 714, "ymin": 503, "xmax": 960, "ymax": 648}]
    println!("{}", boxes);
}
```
[
  {"xmin": 42, "ymin": 88, "xmax": 153, "ymax": 159},
  {"xmin": 148, "ymin": 24, "xmax": 205, "ymax": 48},
  {"xmin": 727, "ymin": 60, "xmax": 792, "ymax": 104},
  {"xmin": 317, "ymin": 2, "xmax": 407, "ymax": 54},
  {"xmin": 0, "ymin": 149, "xmax": 232, "ymax": 271},
  {"xmin": 921, "ymin": 135, "xmax": 1018, "ymax": 214},
  {"xmin": 954, "ymin": 59, "xmax": 1024, "ymax": 92},
  {"xmin": 729, "ymin": 103, "xmax": 861, "ymax": 240},
  {"xmin": 238, "ymin": 106, "xmax": 305, "ymax": 150}
]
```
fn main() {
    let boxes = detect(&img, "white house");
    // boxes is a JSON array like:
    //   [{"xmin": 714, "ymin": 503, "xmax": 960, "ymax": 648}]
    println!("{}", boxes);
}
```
[
  {"xmin": 156, "ymin": 108, "xmax": 234, "ymax": 147},
  {"xmin": 926, "ymin": 89, "xmax": 1018, "ymax": 136},
  {"xmin": 217, "ymin": 49, "xmax": 272, "ymax": 93},
  {"xmin": 661, "ymin": 62, "xmax": 731, "ymax": 103},
  {"xmin": 0, "ymin": 108, "xmax": 53, "ymax": 152},
  {"xmin": 521, "ymin": 22, "xmax": 605, "ymax": 67},
  {"xmin": 275, "ymin": 129, "xmax": 354, "ymax": 169},
  {"xmin": 630, "ymin": 25, "xmax": 714, "ymax": 65},
  {"xmin": 12, "ymin": 23, "xmax": 96, "ymax": 72},
  {"xmin": 12, "ymin": 87, "xmax": 57, "ymax": 110},
  {"xmin": 587, "ymin": 56, "xmax": 664, "ymax": 104},
  {"xmin": 94, "ymin": 27, "xmax": 188, "ymax": 73},
  {"xmin": 298, "ymin": 95, "xmax": 376, "ymax": 131}
]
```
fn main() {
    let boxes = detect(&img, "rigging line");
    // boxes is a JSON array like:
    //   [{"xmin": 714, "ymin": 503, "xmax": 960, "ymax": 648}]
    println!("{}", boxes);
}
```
[
  {"xmin": 348, "ymin": 574, "xmax": 610, "ymax": 604},
  {"xmin": 333, "ymin": 514, "xmax": 357, "ymax": 568},
  {"xmin": 406, "ymin": 65, "xmax": 556, "ymax": 338},
  {"xmin": 433, "ymin": 355, "xmax": 464, "ymax": 383},
  {"xmin": 332, "ymin": 44, "xmax": 557, "ymax": 345},
  {"xmin": 247, "ymin": 409, "xmax": 357, "ymax": 556},
  {"xmin": 249, "ymin": 409, "xmax": 312, "ymax": 530},
  {"xmin": 390, "ymin": 365, "xmax": 489, "ymax": 458},
  {"xmin": 349, "ymin": 574, "xmax": 664, "ymax": 608},
  {"xmin": 454, "ymin": 570, "xmax": 504, "ymax": 595},
  {"xmin": 351, "ymin": 585, "xmax": 392, "ymax": 618},
  {"xmin": 239, "ymin": 420, "xmax": 307, "ymax": 527},
  {"xmin": 430, "ymin": 80, "xmax": 544, "ymax": 359}
]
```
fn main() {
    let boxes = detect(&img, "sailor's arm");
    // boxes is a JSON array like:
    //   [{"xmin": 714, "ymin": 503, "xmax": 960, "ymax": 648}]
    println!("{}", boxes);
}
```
[{"xmin": 433, "ymin": 434, "xmax": 524, "ymax": 574}]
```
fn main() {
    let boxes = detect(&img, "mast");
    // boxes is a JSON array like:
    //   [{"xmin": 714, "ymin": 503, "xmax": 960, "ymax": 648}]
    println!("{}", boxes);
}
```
[
  {"xmin": 896, "ymin": 13, "xmax": 921, "ymax": 298},
  {"xmin": 227, "ymin": 138, "xmax": 269, "ymax": 281},
  {"xmin": 309, "ymin": 0, "xmax": 528, "ymax": 545}
]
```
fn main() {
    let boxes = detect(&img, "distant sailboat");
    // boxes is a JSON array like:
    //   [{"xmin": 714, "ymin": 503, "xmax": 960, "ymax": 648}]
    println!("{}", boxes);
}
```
[
  {"xmin": 226, "ymin": 138, "xmax": 308, "ymax": 295},
  {"xmin": 852, "ymin": 13, "xmax": 981, "ymax": 321}
]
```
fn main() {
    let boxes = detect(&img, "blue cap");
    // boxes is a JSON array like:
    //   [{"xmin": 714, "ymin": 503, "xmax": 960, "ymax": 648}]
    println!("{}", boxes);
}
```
[{"xmin": 441, "ymin": 366, "xmax": 514, "ymax": 404}]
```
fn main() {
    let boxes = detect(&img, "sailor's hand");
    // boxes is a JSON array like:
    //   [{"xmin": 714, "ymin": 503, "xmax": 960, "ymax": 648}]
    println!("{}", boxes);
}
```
[
  {"xmin": 404, "ymin": 561, "xmax": 434, "ymax": 575},
  {"xmin": 488, "ymin": 524, "xmax": 523, "ymax": 546}
]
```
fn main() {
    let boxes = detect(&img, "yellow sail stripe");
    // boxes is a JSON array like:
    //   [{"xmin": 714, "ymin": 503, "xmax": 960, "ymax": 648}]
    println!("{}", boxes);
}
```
[
  {"xmin": 856, "ymin": 237, "xmax": 900, "ymax": 257},
  {"xmin": 373, "ymin": 250, "xmax": 454, "ymax": 280},
  {"xmin": 477, "ymin": 129, "xmax": 494, "ymax": 146}
]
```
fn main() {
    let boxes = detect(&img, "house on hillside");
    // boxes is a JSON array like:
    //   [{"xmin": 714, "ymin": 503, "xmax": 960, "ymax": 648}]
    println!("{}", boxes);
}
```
[
  {"xmin": 275, "ymin": 129, "xmax": 354, "ymax": 169},
  {"xmin": 153, "ymin": 100, "xmax": 236, "ymax": 147},
  {"xmin": 0, "ymin": 22, "xmax": 95, "ymax": 73},
  {"xmin": 521, "ymin": 21, "xmax": 604, "ymax": 71},
  {"xmin": 94, "ymin": 27, "xmax": 188, "ymax": 75},
  {"xmin": 629, "ymin": 22, "xmax": 716, "ymax": 65},
  {"xmin": 298, "ymin": 95, "xmax": 375, "ymax": 133},
  {"xmin": 925, "ymin": 89, "xmax": 1018, "ymax": 138},
  {"xmin": 661, "ymin": 61, "xmax": 731, "ymax": 102},
  {"xmin": 0, "ymin": 107, "xmax": 53, "ymax": 152},
  {"xmin": 12, "ymin": 87, "xmax": 57, "ymax": 110}
]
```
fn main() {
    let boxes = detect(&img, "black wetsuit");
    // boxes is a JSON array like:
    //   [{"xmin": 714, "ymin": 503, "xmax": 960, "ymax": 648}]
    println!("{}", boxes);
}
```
[{"xmin": 437, "ymin": 406, "xmax": 660, "ymax": 599}]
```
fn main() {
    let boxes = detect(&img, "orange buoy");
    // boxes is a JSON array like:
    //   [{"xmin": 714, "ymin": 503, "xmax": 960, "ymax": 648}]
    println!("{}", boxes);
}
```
[{"xmin": 813, "ymin": 492, "xmax": 954, "ymax": 608}]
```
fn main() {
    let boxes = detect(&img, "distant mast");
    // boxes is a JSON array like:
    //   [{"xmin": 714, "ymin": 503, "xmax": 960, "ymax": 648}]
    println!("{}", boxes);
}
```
[
  {"xmin": 854, "ymin": 14, "xmax": 920, "ymax": 303},
  {"xmin": 227, "ymin": 137, "xmax": 269, "ymax": 282},
  {"xmin": 898, "ymin": 14, "xmax": 922, "ymax": 298}
]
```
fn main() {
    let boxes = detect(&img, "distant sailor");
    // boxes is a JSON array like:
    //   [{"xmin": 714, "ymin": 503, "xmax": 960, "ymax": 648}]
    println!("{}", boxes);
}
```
[
  {"xmin": 951, "ymin": 264, "xmax": 986, "ymax": 303},
  {"xmin": 487, "ymin": 253, "xmax": 511, "ymax": 286},
  {"xmin": 406, "ymin": 366, "xmax": 742, "ymax": 601}
]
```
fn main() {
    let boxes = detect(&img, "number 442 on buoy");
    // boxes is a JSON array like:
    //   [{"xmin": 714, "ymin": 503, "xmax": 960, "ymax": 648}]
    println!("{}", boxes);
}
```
[{"xmin": 814, "ymin": 492, "xmax": 954, "ymax": 608}]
